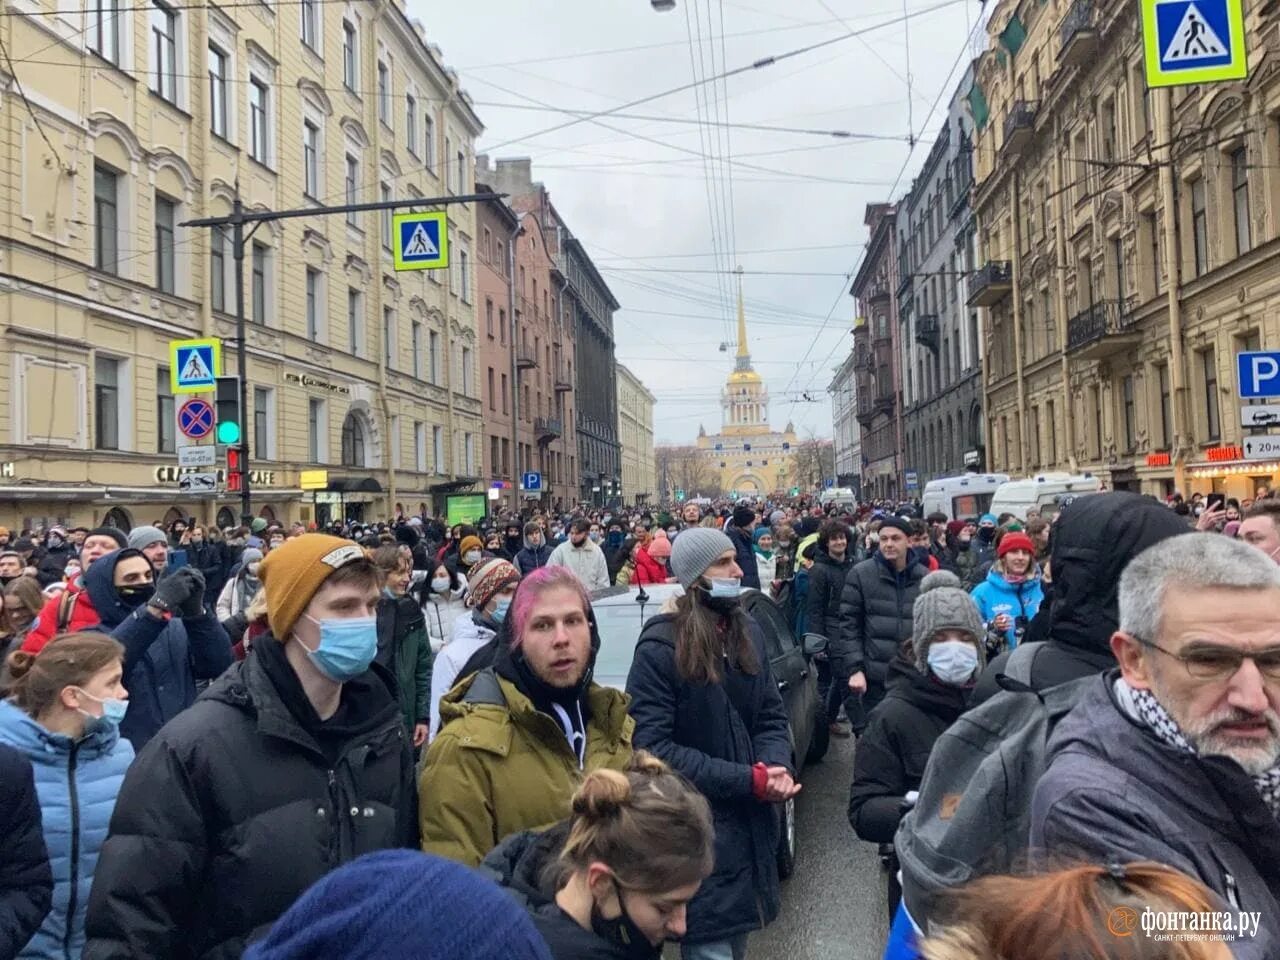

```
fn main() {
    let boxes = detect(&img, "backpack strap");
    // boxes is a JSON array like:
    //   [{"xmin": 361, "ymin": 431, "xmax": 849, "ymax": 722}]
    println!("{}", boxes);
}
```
[
  {"xmin": 462, "ymin": 667, "xmax": 507, "ymax": 708},
  {"xmin": 1003, "ymin": 640, "xmax": 1044, "ymax": 685},
  {"xmin": 56, "ymin": 589, "xmax": 78, "ymax": 632}
]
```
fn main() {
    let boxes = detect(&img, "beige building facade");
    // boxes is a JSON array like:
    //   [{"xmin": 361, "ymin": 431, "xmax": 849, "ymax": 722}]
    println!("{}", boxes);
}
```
[
  {"xmin": 1, "ymin": 0, "xmax": 483, "ymax": 531},
  {"xmin": 971, "ymin": 0, "xmax": 1280, "ymax": 499},
  {"xmin": 616, "ymin": 363, "xmax": 655, "ymax": 505}
]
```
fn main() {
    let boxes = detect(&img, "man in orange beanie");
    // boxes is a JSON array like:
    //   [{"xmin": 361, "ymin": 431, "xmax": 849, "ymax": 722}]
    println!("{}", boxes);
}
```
[{"xmin": 85, "ymin": 535, "xmax": 417, "ymax": 960}]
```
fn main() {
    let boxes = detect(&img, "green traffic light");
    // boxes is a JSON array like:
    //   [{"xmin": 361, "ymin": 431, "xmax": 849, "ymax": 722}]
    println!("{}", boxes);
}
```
[{"xmin": 216, "ymin": 421, "xmax": 241, "ymax": 444}]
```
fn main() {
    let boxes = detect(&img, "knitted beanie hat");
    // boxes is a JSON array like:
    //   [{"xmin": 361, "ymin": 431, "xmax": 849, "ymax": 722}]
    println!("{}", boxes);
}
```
[
  {"xmin": 459, "ymin": 535, "xmax": 484, "ymax": 558},
  {"xmin": 87, "ymin": 526, "xmax": 127, "ymax": 549},
  {"xmin": 732, "ymin": 505, "xmax": 756, "ymax": 529},
  {"xmin": 127, "ymin": 525, "xmax": 166, "ymax": 551},
  {"xmin": 467, "ymin": 558, "xmax": 520, "ymax": 610},
  {"xmin": 240, "ymin": 547, "xmax": 264, "ymax": 569},
  {"xmin": 997, "ymin": 531, "xmax": 1036, "ymax": 559},
  {"xmin": 648, "ymin": 530, "xmax": 672, "ymax": 559},
  {"xmin": 670, "ymin": 527, "xmax": 735, "ymax": 589},
  {"xmin": 250, "ymin": 517, "xmax": 269, "ymax": 534},
  {"xmin": 241, "ymin": 849, "xmax": 553, "ymax": 960},
  {"xmin": 911, "ymin": 570, "xmax": 985, "ymax": 675},
  {"xmin": 259, "ymin": 535, "xmax": 368, "ymax": 641}
]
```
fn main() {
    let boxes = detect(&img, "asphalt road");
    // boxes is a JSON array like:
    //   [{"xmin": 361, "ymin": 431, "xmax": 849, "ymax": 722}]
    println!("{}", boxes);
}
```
[{"xmin": 754, "ymin": 733, "xmax": 890, "ymax": 960}]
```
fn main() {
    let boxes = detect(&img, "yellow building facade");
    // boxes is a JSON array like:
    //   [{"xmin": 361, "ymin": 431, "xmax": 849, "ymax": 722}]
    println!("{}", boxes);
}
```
[
  {"xmin": 971, "ymin": 0, "xmax": 1280, "ymax": 498},
  {"xmin": 695, "ymin": 288, "xmax": 797, "ymax": 495},
  {"xmin": 0, "ymin": 0, "xmax": 483, "ymax": 531},
  {"xmin": 616, "ymin": 363, "xmax": 655, "ymax": 505}
]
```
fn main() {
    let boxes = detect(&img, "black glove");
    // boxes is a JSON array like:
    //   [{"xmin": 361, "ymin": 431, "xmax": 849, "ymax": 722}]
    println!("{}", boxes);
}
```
[
  {"xmin": 177, "ymin": 567, "xmax": 207, "ymax": 618},
  {"xmin": 149, "ymin": 567, "xmax": 204, "ymax": 617}
]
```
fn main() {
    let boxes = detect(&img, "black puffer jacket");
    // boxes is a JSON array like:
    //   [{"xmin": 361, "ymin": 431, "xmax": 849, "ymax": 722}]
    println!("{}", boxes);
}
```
[
  {"xmin": 725, "ymin": 525, "xmax": 761, "ymax": 590},
  {"xmin": 625, "ymin": 610, "xmax": 791, "ymax": 945},
  {"xmin": 848, "ymin": 655, "xmax": 967, "ymax": 843},
  {"xmin": 973, "ymin": 493, "xmax": 1191, "ymax": 704},
  {"xmin": 83, "ymin": 638, "xmax": 416, "ymax": 960},
  {"xmin": 834, "ymin": 553, "xmax": 927, "ymax": 691},
  {"xmin": 484, "ymin": 823, "xmax": 633, "ymax": 960},
  {"xmin": 805, "ymin": 548, "xmax": 852, "ymax": 642},
  {"xmin": 0, "ymin": 743, "xmax": 52, "ymax": 958}
]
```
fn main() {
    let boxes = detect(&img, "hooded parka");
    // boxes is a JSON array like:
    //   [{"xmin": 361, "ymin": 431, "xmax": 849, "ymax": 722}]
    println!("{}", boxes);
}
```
[{"xmin": 0, "ymin": 743, "xmax": 52, "ymax": 960}]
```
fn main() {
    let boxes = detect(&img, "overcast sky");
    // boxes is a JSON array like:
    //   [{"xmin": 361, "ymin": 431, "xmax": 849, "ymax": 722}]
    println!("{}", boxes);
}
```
[{"xmin": 414, "ymin": 0, "xmax": 984, "ymax": 445}]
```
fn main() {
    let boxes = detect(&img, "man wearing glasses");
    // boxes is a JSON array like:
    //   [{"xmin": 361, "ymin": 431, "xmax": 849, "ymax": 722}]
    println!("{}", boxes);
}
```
[{"xmin": 1032, "ymin": 533, "xmax": 1280, "ymax": 957}]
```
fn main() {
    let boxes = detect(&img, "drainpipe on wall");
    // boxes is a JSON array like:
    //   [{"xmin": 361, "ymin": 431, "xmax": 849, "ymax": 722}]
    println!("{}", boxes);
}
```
[
  {"xmin": 1157, "ymin": 87, "xmax": 1188, "ymax": 496},
  {"xmin": 508, "ymin": 220, "xmax": 522, "ymax": 514}
]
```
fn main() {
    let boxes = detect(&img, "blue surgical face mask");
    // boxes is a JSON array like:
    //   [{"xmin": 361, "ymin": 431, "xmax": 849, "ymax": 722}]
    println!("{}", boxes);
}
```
[
  {"xmin": 492, "ymin": 597, "xmax": 512, "ymax": 623},
  {"xmin": 927, "ymin": 640, "xmax": 980, "ymax": 686},
  {"xmin": 708, "ymin": 577, "xmax": 741, "ymax": 598},
  {"xmin": 74, "ymin": 687, "xmax": 129, "ymax": 727},
  {"xmin": 296, "ymin": 614, "xmax": 377, "ymax": 683}
]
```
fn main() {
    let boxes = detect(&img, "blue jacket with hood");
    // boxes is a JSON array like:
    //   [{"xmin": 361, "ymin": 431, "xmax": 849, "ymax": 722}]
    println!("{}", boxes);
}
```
[
  {"xmin": 84, "ymin": 550, "xmax": 233, "ymax": 750},
  {"xmin": 969, "ymin": 566, "xmax": 1044, "ymax": 649}
]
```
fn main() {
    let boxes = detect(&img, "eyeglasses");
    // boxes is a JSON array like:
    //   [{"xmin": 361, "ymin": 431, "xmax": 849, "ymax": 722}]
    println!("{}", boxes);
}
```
[{"xmin": 1130, "ymin": 635, "xmax": 1280, "ymax": 681}]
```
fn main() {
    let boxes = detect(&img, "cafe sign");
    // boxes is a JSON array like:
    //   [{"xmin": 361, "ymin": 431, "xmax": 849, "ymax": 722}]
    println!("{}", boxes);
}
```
[{"xmin": 155, "ymin": 466, "xmax": 277, "ymax": 486}]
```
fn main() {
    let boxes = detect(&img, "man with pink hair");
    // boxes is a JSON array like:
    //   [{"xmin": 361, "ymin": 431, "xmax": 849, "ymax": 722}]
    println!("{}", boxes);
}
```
[{"xmin": 417, "ymin": 566, "xmax": 634, "ymax": 866}]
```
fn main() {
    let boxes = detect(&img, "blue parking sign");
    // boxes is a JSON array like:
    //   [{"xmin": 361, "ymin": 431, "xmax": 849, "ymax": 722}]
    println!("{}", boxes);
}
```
[{"xmin": 1237, "ymin": 351, "xmax": 1280, "ymax": 398}]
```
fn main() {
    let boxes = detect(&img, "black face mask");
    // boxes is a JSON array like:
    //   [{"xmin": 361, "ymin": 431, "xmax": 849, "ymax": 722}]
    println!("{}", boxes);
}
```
[
  {"xmin": 117, "ymin": 583, "xmax": 155, "ymax": 609},
  {"xmin": 590, "ymin": 882, "xmax": 662, "ymax": 960},
  {"xmin": 978, "ymin": 527, "xmax": 995, "ymax": 542}
]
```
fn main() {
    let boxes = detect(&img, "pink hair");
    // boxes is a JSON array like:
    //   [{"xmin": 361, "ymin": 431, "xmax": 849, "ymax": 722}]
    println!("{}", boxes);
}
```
[{"xmin": 508, "ymin": 565, "xmax": 592, "ymax": 648}]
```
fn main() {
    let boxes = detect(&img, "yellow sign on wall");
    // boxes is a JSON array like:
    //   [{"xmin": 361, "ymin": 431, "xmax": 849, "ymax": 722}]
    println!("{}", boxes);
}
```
[
  {"xmin": 392, "ymin": 212, "xmax": 449, "ymax": 271},
  {"xmin": 300, "ymin": 469, "xmax": 329, "ymax": 491}
]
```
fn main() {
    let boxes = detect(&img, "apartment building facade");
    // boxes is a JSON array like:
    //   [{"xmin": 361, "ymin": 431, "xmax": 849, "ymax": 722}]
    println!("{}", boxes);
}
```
[
  {"xmin": 616, "ymin": 363, "xmax": 656, "ymax": 505},
  {"xmin": 828, "ymin": 348, "xmax": 862, "ymax": 493},
  {"xmin": 0, "ymin": 0, "xmax": 484, "ymax": 529},
  {"xmin": 972, "ymin": 0, "xmax": 1280, "ymax": 498}
]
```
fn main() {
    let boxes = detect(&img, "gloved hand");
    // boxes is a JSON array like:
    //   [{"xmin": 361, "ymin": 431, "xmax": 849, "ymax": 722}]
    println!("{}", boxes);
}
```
[
  {"xmin": 149, "ymin": 567, "xmax": 204, "ymax": 617},
  {"xmin": 176, "ymin": 567, "xmax": 207, "ymax": 618}
]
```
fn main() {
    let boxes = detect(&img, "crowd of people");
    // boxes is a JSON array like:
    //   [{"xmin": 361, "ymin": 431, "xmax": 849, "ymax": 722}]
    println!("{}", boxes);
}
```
[{"xmin": 0, "ymin": 482, "xmax": 1275, "ymax": 959}]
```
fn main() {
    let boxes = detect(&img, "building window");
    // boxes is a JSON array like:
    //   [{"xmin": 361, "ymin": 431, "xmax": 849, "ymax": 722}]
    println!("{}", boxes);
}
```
[
  {"xmin": 210, "ymin": 225, "xmax": 226, "ymax": 311},
  {"xmin": 461, "ymin": 346, "xmax": 473, "ymax": 395},
  {"xmin": 88, "ymin": 0, "xmax": 121, "ymax": 63},
  {"xmin": 432, "ymin": 425, "xmax": 444, "ymax": 473},
  {"xmin": 499, "ymin": 308, "xmax": 506, "ymax": 345},
  {"xmin": 487, "ymin": 367, "xmax": 495, "ymax": 409},
  {"xmin": 341, "ymin": 412, "xmax": 366, "ymax": 467},
  {"xmin": 501, "ymin": 373, "xmax": 508, "ymax": 414},
  {"xmin": 1203, "ymin": 348, "xmax": 1220, "ymax": 441},
  {"xmin": 1158, "ymin": 363, "xmax": 1172, "ymax": 447},
  {"xmin": 305, "ymin": 267, "xmax": 320, "ymax": 340},
  {"xmin": 249, "ymin": 77, "xmax": 269, "ymax": 164},
  {"xmin": 251, "ymin": 241, "xmax": 267, "ymax": 324},
  {"xmin": 380, "ymin": 182, "xmax": 392, "ymax": 250},
  {"xmin": 95, "ymin": 356, "xmax": 120, "ymax": 450},
  {"xmin": 157, "ymin": 367, "xmax": 174, "ymax": 454},
  {"xmin": 347, "ymin": 288, "xmax": 362, "ymax": 355},
  {"xmin": 1090, "ymin": 386, "xmax": 1102, "ymax": 460},
  {"xmin": 300, "ymin": 0, "xmax": 317, "ymax": 50},
  {"xmin": 464, "ymin": 433, "xmax": 475, "ymax": 475},
  {"xmin": 485, "ymin": 298, "xmax": 494, "ymax": 337},
  {"xmin": 383, "ymin": 307, "xmax": 394, "ymax": 368},
  {"xmin": 456, "ymin": 149, "xmax": 466, "ymax": 192},
  {"xmin": 308, "ymin": 398, "xmax": 324, "ymax": 462},
  {"xmin": 406, "ymin": 95, "xmax": 417, "ymax": 154},
  {"xmin": 377, "ymin": 61, "xmax": 391, "ymax": 125},
  {"xmin": 1191, "ymin": 177, "xmax": 1208, "ymax": 277},
  {"xmin": 208, "ymin": 46, "xmax": 228, "ymax": 138},
  {"xmin": 490, "ymin": 435, "xmax": 500, "ymax": 474},
  {"xmin": 424, "ymin": 114, "xmax": 435, "ymax": 171},
  {"xmin": 345, "ymin": 155, "xmax": 359, "ymax": 226},
  {"xmin": 459, "ymin": 248, "xmax": 470, "ymax": 302},
  {"xmin": 342, "ymin": 20, "xmax": 357, "ymax": 90},
  {"xmin": 1231, "ymin": 148, "xmax": 1250, "ymax": 256},
  {"xmin": 94, "ymin": 164, "xmax": 118, "ymax": 274},
  {"xmin": 1046, "ymin": 399, "xmax": 1056, "ymax": 465},
  {"xmin": 428, "ymin": 330, "xmax": 440, "ymax": 383},
  {"xmin": 445, "ymin": 136, "xmax": 454, "ymax": 191},
  {"xmin": 149, "ymin": 0, "xmax": 177, "ymax": 103},
  {"xmin": 414, "ymin": 421, "xmax": 426, "ymax": 472},
  {"xmin": 303, "ymin": 121, "xmax": 319, "ymax": 197},
  {"xmin": 253, "ymin": 387, "xmax": 270, "ymax": 459},
  {"xmin": 411, "ymin": 321, "xmax": 422, "ymax": 378},
  {"xmin": 154, "ymin": 193, "xmax": 175, "ymax": 293},
  {"xmin": 1122, "ymin": 374, "xmax": 1136, "ymax": 452}
]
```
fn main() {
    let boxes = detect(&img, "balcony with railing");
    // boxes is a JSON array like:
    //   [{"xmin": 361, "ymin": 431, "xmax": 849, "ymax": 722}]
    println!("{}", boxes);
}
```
[
  {"xmin": 516, "ymin": 346, "xmax": 538, "ymax": 370},
  {"xmin": 949, "ymin": 150, "xmax": 973, "ymax": 217},
  {"xmin": 554, "ymin": 364, "xmax": 573, "ymax": 392},
  {"xmin": 865, "ymin": 278, "xmax": 891, "ymax": 303},
  {"xmin": 1001, "ymin": 100, "xmax": 1039, "ymax": 158},
  {"xmin": 967, "ymin": 260, "xmax": 1013, "ymax": 307},
  {"xmin": 535, "ymin": 416, "xmax": 563, "ymax": 443},
  {"xmin": 915, "ymin": 314, "xmax": 940, "ymax": 351},
  {"xmin": 1066, "ymin": 298, "xmax": 1140, "ymax": 360},
  {"xmin": 852, "ymin": 350, "xmax": 872, "ymax": 372},
  {"xmin": 1058, "ymin": 0, "xmax": 1097, "ymax": 70}
]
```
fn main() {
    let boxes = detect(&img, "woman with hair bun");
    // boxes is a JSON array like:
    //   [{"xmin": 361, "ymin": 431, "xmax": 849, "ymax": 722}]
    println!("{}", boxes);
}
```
[
  {"xmin": 0, "ymin": 632, "xmax": 133, "ymax": 959},
  {"xmin": 485, "ymin": 752, "xmax": 715, "ymax": 959}
]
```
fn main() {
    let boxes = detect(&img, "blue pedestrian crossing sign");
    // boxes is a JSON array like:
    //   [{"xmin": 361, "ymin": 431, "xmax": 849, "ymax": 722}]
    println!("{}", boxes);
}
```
[
  {"xmin": 1141, "ymin": 0, "xmax": 1246, "ymax": 88},
  {"xmin": 392, "ymin": 212, "xmax": 449, "ymax": 271},
  {"xmin": 522, "ymin": 472, "xmax": 542, "ymax": 492},
  {"xmin": 169, "ymin": 338, "xmax": 221, "ymax": 394}
]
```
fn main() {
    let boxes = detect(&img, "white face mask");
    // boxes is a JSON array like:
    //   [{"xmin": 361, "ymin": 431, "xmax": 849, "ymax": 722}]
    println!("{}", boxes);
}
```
[
  {"xmin": 927, "ymin": 640, "xmax": 980, "ymax": 686},
  {"xmin": 463, "ymin": 550, "xmax": 481, "ymax": 564},
  {"xmin": 431, "ymin": 576, "xmax": 451, "ymax": 594}
]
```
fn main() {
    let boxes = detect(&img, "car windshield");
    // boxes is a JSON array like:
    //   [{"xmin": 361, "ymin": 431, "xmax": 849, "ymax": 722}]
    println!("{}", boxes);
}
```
[{"xmin": 592, "ymin": 595, "xmax": 671, "ymax": 689}]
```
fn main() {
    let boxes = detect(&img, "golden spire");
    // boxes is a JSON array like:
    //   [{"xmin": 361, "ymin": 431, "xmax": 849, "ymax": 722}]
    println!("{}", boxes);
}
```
[{"xmin": 735, "ymin": 266, "xmax": 749, "ymax": 360}]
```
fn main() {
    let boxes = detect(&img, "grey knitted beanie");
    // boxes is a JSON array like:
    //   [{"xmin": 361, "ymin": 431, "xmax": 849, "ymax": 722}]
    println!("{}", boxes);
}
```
[
  {"xmin": 911, "ymin": 569, "xmax": 985, "ymax": 674},
  {"xmin": 669, "ymin": 527, "xmax": 736, "ymax": 590},
  {"xmin": 128, "ymin": 525, "xmax": 167, "ymax": 551}
]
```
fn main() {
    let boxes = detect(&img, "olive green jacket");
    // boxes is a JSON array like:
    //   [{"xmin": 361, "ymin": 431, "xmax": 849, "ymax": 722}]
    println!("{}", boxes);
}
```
[{"xmin": 419, "ymin": 669, "xmax": 634, "ymax": 867}]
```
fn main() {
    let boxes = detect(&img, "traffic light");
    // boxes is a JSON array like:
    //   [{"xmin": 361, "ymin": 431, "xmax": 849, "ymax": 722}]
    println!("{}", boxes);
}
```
[
  {"xmin": 227, "ymin": 447, "xmax": 243, "ymax": 493},
  {"xmin": 215, "ymin": 376, "xmax": 242, "ymax": 445}
]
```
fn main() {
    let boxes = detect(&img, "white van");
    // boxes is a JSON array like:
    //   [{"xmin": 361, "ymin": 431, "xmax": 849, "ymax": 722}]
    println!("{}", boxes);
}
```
[
  {"xmin": 819, "ymin": 487, "xmax": 857, "ymax": 509},
  {"xmin": 920, "ymin": 474, "xmax": 1010, "ymax": 521},
  {"xmin": 988, "ymin": 472, "xmax": 1103, "ymax": 521}
]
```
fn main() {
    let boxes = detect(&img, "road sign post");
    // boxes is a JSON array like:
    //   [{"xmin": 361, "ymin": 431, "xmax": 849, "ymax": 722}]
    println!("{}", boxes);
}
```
[
  {"xmin": 1243, "ymin": 436, "xmax": 1280, "ymax": 460},
  {"xmin": 170, "ymin": 338, "xmax": 221, "ymax": 394},
  {"xmin": 1237, "ymin": 351, "xmax": 1280, "ymax": 398},
  {"xmin": 392, "ymin": 212, "xmax": 449, "ymax": 271},
  {"xmin": 1241, "ymin": 404, "xmax": 1280, "ymax": 429},
  {"xmin": 522, "ymin": 471, "xmax": 542, "ymax": 493},
  {"xmin": 176, "ymin": 397, "xmax": 215, "ymax": 443},
  {"xmin": 1141, "ymin": 0, "xmax": 1246, "ymax": 88}
]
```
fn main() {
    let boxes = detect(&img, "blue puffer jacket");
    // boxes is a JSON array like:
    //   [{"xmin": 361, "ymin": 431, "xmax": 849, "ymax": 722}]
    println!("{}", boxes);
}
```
[
  {"xmin": 969, "ymin": 566, "xmax": 1044, "ymax": 649},
  {"xmin": 83, "ymin": 550, "xmax": 233, "ymax": 751},
  {"xmin": 0, "ymin": 700, "xmax": 133, "ymax": 959}
]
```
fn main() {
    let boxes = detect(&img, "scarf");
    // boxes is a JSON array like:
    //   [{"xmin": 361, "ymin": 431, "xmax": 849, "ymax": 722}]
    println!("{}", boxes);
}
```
[{"xmin": 1118, "ymin": 678, "xmax": 1280, "ymax": 820}]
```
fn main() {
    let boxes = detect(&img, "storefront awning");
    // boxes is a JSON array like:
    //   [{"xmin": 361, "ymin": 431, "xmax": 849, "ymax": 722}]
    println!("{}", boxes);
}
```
[
  {"xmin": 326, "ymin": 477, "xmax": 383, "ymax": 493},
  {"xmin": 429, "ymin": 478, "xmax": 480, "ymax": 493}
]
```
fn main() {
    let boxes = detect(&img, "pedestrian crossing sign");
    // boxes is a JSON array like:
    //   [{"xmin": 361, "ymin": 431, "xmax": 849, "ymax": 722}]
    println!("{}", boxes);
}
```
[
  {"xmin": 1141, "ymin": 0, "xmax": 1246, "ymax": 88},
  {"xmin": 169, "ymin": 338, "xmax": 221, "ymax": 394},
  {"xmin": 392, "ymin": 211, "xmax": 449, "ymax": 271}
]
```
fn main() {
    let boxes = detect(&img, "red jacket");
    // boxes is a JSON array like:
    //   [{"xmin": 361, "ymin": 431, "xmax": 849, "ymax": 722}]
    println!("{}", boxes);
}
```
[
  {"xmin": 22, "ymin": 585, "xmax": 100, "ymax": 653},
  {"xmin": 632, "ymin": 547, "xmax": 666, "ymax": 586}
]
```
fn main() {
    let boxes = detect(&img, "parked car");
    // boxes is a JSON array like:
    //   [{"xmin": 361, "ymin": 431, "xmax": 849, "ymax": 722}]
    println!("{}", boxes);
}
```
[{"xmin": 591, "ymin": 583, "xmax": 829, "ymax": 879}]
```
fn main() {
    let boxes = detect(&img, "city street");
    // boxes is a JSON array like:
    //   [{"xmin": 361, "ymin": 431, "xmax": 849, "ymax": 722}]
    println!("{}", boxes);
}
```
[{"xmin": 757, "ymin": 736, "xmax": 890, "ymax": 960}]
